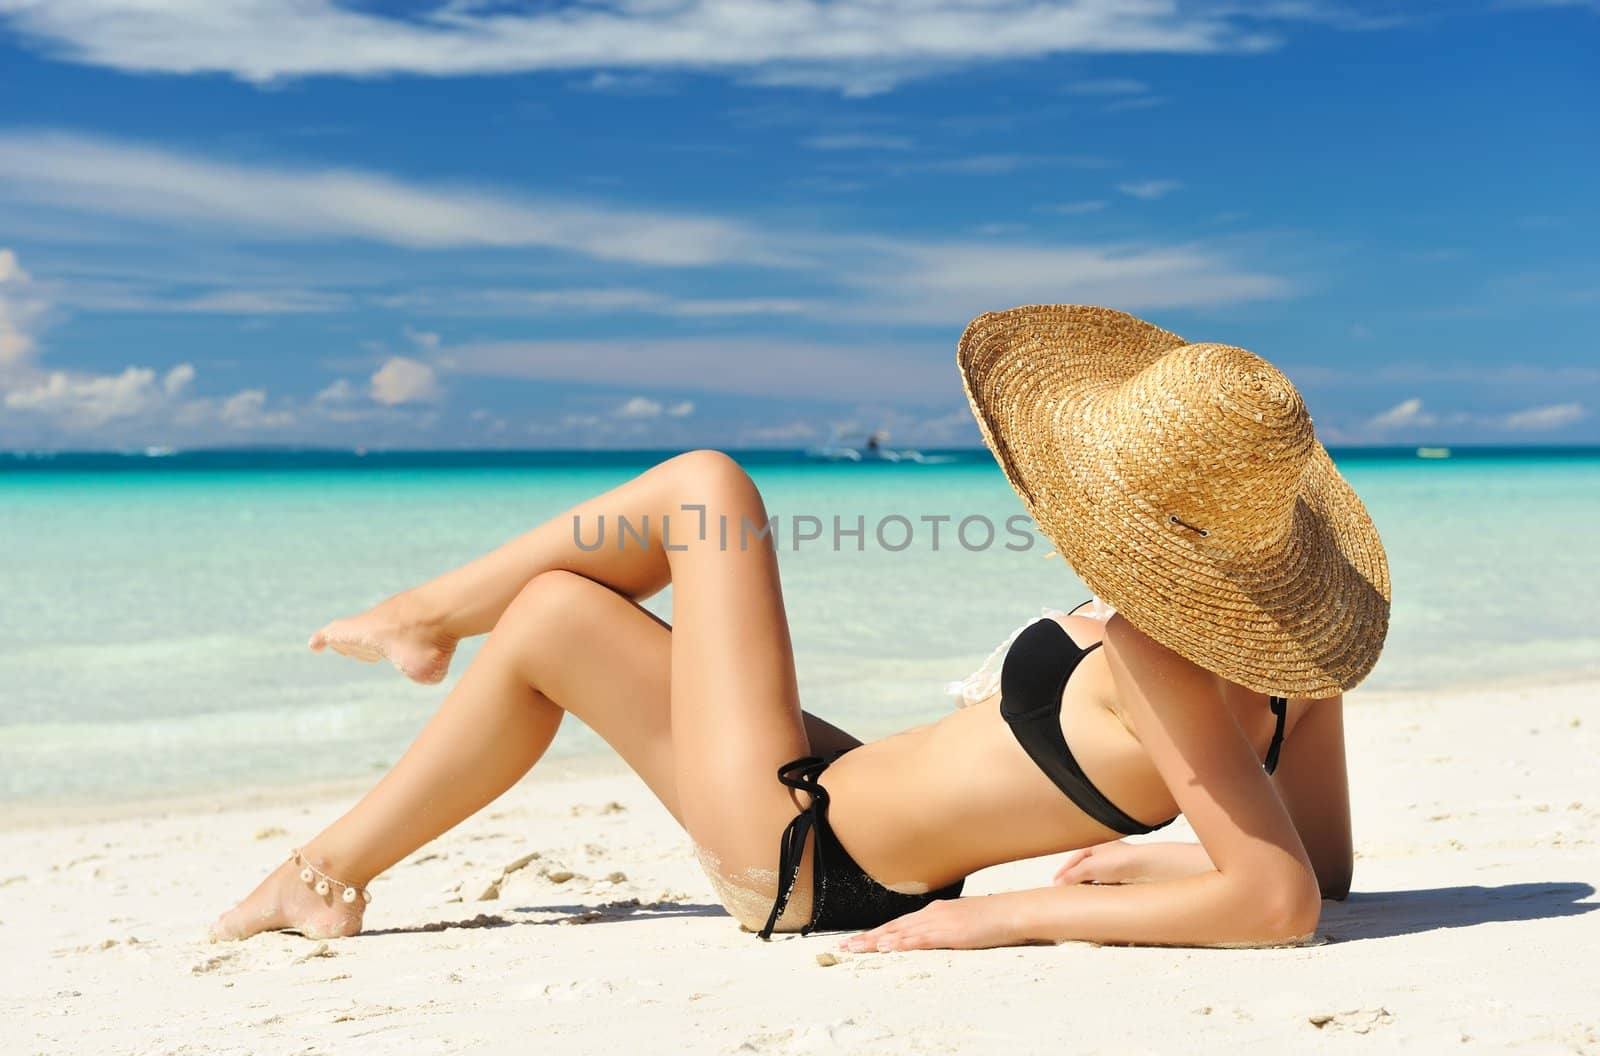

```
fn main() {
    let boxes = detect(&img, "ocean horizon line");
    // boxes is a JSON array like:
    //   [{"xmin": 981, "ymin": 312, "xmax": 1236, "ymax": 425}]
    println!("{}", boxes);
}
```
[{"xmin": 5, "ymin": 442, "xmax": 1600, "ymax": 465}]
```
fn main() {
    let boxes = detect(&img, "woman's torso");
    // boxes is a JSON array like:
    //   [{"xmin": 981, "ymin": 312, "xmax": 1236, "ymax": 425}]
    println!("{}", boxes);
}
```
[{"xmin": 818, "ymin": 613, "xmax": 1306, "ymax": 893}]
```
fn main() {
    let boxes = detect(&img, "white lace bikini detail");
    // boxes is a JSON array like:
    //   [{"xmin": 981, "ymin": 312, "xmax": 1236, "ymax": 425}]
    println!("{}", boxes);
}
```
[{"xmin": 944, "ymin": 597, "xmax": 1117, "ymax": 708}]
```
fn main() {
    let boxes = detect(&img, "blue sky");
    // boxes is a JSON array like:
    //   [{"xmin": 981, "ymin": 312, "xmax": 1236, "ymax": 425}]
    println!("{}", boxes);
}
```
[{"xmin": 0, "ymin": 0, "xmax": 1596, "ymax": 450}]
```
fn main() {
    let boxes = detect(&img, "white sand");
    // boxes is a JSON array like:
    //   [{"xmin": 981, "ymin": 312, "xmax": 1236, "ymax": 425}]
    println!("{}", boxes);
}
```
[{"xmin": 4, "ymin": 679, "xmax": 1598, "ymax": 1055}]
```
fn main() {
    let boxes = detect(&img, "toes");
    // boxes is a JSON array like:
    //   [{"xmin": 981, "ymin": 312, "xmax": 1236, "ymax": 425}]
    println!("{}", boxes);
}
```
[
  {"xmin": 328, "ymin": 639, "xmax": 382, "ymax": 663},
  {"xmin": 208, "ymin": 908, "xmax": 256, "ymax": 942}
]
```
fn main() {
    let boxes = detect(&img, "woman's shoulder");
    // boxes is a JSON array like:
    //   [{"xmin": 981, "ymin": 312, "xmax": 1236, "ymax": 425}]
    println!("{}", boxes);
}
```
[
  {"xmin": 946, "ymin": 601, "xmax": 1106, "ymax": 707},
  {"xmin": 1101, "ymin": 613, "xmax": 1213, "ymax": 684}
]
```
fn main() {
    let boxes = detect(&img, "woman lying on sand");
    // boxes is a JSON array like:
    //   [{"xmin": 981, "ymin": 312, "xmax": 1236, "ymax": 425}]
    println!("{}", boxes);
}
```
[{"xmin": 213, "ymin": 306, "xmax": 1390, "ymax": 951}]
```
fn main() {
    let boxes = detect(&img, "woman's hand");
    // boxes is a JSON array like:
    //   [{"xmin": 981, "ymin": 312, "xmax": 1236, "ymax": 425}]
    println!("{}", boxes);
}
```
[
  {"xmin": 839, "ymin": 896, "xmax": 1014, "ymax": 953},
  {"xmin": 1052, "ymin": 840, "xmax": 1143, "ymax": 886}
]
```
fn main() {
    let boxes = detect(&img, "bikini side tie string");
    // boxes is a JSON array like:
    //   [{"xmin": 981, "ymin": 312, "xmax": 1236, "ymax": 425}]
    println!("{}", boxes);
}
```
[
  {"xmin": 1264, "ymin": 696, "xmax": 1288, "ymax": 775},
  {"xmin": 757, "ymin": 756, "xmax": 832, "ymax": 940}
]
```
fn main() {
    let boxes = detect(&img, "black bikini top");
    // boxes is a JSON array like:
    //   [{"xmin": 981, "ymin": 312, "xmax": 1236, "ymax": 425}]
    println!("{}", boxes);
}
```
[{"xmin": 999, "ymin": 617, "xmax": 1288, "ymax": 837}]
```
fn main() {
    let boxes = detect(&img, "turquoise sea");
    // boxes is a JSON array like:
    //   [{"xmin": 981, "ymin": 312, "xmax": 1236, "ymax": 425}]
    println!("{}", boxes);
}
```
[{"xmin": 3, "ymin": 447, "xmax": 1598, "ymax": 804}]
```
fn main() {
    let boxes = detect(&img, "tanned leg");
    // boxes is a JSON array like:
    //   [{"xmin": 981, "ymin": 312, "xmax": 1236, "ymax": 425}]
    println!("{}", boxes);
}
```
[
  {"xmin": 215, "ymin": 452, "xmax": 850, "ymax": 939},
  {"xmin": 308, "ymin": 461, "xmax": 678, "ymax": 683}
]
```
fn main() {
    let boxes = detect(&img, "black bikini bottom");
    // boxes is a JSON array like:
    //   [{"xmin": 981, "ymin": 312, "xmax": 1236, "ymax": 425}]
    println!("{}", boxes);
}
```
[{"xmin": 757, "ymin": 751, "xmax": 965, "ymax": 940}]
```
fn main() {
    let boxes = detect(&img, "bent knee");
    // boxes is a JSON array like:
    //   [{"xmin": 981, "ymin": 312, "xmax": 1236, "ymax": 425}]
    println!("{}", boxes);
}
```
[
  {"xmin": 500, "ymin": 569, "xmax": 605, "ymax": 635},
  {"xmin": 669, "ymin": 449, "xmax": 759, "ymax": 503},
  {"xmin": 493, "ymin": 570, "xmax": 624, "ymax": 677}
]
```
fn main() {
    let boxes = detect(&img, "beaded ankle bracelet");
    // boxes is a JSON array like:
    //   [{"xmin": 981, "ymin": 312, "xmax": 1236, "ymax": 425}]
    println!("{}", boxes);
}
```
[{"xmin": 291, "ymin": 848, "xmax": 371, "ymax": 906}]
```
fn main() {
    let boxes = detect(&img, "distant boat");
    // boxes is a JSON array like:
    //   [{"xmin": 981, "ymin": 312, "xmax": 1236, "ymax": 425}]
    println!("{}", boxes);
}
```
[
  {"xmin": 806, "ymin": 429, "xmax": 929, "ymax": 463},
  {"xmin": 1416, "ymin": 447, "xmax": 1452, "ymax": 459}
]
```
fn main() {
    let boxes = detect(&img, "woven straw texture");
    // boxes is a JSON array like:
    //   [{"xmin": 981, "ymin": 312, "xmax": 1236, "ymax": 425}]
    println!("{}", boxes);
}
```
[{"xmin": 958, "ymin": 304, "xmax": 1390, "ymax": 697}]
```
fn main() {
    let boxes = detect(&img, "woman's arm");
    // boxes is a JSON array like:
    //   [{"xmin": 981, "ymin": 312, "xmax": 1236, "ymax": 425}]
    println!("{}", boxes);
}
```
[
  {"xmin": 1052, "ymin": 698, "xmax": 1353, "ymax": 898},
  {"xmin": 1269, "ymin": 695, "xmax": 1353, "ymax": 899},
  {"xmin": 844, "ymin": 615, "xmax": 1322, "ymax": 951},
  {"xmin": 1053, "ymin": 840, "xmax": 1212, "ymax": 886}
]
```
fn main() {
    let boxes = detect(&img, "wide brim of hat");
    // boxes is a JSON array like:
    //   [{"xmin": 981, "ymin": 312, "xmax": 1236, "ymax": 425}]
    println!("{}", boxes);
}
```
[{"xmin": 958, "ymin": 304, "xmax": 1390, "ymax": 697}]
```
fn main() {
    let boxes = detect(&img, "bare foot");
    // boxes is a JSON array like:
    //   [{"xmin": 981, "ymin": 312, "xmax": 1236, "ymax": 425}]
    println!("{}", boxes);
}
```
[
  {"xmin": 309, "ymin": 593, "xmax": 457, "ymax": 685},
  {"xmin": 210, "ymin": 857, "xmax": 366, "ymax": 942}
]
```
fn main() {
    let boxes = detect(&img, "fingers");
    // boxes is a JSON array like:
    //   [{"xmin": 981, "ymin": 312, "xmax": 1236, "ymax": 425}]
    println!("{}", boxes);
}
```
[
  {"xmin": 840, "ymin": 906, "xmax": 932, "ymax": 953},
  {"xmin": 838, "ymin": 901, "xmax": 985, "ymax": 953},
  {"xmin": 841, "ymin": 918, "xmax": 910, "ymax": 953},
  {"xmin": 841, "ymin": 926, "xmax": 893, "ymax": 953},
  {"xmin": 1053, "ymin": 848, "xmax": 1092, "ymax": 885}
]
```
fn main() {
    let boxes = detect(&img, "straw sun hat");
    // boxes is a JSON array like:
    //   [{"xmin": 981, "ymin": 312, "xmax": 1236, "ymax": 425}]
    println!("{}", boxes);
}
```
[{"xmin": 958, "ymin": 304, "xmax": 1390, "ymax": 698}]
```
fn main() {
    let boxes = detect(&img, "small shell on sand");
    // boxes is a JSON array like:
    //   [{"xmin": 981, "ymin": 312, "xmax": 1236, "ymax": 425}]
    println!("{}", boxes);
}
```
[
  {"xmin": 253, "ymin": 827, "xmax": 288, "ymax": 841},
  {"xmin": 815, "ymin": 952, "xmax": 841, "ymax": 967}
]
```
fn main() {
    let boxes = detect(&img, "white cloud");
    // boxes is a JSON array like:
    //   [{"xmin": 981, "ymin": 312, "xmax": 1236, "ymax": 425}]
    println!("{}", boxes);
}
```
[
  {"xmin": 175, "ymin": 289, "xmax": 344, "ymax": 314},
  {"xmin": 569, "ymin": 71, "xmax": 674, "ymax": 95},
  {"xmin": 36, "ymin": 279, "xmax": 347, "ymax": 316},
  {"xmin": 857, "ymin": 241, "xmax": 1292, "ymax": 320},
  {"xmin": 315, "ymin": 378, "xmax": 358, "ymax": 404},
  {"xmin": 615, "ymin": 396, "xmax": 663, "ymax": 419},
  {"xmin": 0, "ymin": 247, "xmax": 47, "ymax": 366},
  {"xmin": 370, "ymin": 357, "xmax": 440, "ymax": 405},
  {"xmin": 1500, "ymin": 402, "xmax": 1585, "ymax": 430},
  {"xmin": 1040, "ymin": 200, "xmax": 1108, "ymax": 215},
  {"xmin": 1494, "ymin": 0, "xmax": 1600, "ymax": 10},
  {"xmin": 405, "ymin": 327, "xmax": 442, "ymax": 351},
  {"xmin": 613, "ymin": 396, "xmax": 693, "ymax": 419},
  {"xmin": 1117, "ymin": 179, "xmax": 1183, "ymax": 200},
  {"xmin": 0, "ymin": 250, "xmax": 199, "ymax": 433},
  {"xmin": 739, "ymin": 420, "xmax": 818, "ymax": 443},
  {"xmin": 0, "ymin": 251, "xmax": 449, "ymax": 446},
  {"xmin": 100, "ymin": 289, "xmax": 346, "ymax": 314},
  {"xmin": 218, "ymin": 388, "xmax": 295, "ymax": 429},
  {"xmin": 1366, "ymin": 398, "xmax": 1436, "ymax": 431},
  {"xmin": 1356, "ymin": 397, "xmax": 1586, "ymax": 437},
  {"xmin": 1280, "ymin": 363, "xmax": 1600, "ymax": 387},
  {"xmin": 163, "ymin": 362, "xmax": 195, "ymax": 396},
  {"xmin": 0, "ymin": 1, "xmax": 1293, "ymax": 92},
  {"xmin": 0, "ymin": 138, "xmax": 1290, "ymax": 324},
  {"xmin": 247, "ymin": 249, "xmax": 1282, "ymax": 325},
  {"xmin": 382, "ymin": 287, "xmax": 816, "ymax": 319},
  {"xmin": 0, "ymin": 133, "xmax": 769, "ymax": 267},
  {"xmin": 1, "ymin": 360, "xmax": 297, "ymax": 436},
  {"xmin": 3, "ymin": 365, "xmax": 165, "ymax": 427},
  {"xmin": 911, "ymin": 153, "xmax": 1107, "ymax": 175},
  {"xmin": 670, "ymin": 298, "xmax": 812, "ymax": 317}
]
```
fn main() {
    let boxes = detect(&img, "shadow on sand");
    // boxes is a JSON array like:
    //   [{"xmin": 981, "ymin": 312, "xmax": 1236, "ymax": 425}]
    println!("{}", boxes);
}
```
[
  {"xmin": 1319, "ymin": 882, "xmax": 1597, "ymax": 942},
  {"xmin": 362, "ymin": 899, "xmax": 728, "ymax": 937},
  {"xmin": 363, "ymin": 884, "xmax": 1597, "ymax": 943}
]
